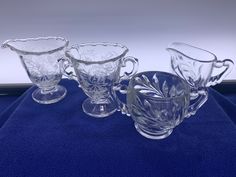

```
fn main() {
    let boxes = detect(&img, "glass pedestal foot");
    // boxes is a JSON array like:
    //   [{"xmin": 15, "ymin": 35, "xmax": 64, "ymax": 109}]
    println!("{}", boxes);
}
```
[
  {"xmin": 32, "ymin": 85, "xmax": 67, "ymax": 104},
  {"xmin": 82, "ymin": 98, "xmax": 117, "ymax": 118}
]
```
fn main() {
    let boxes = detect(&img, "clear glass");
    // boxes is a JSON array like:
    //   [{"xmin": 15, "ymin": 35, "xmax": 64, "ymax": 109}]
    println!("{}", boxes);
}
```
[
  {"xmin": 167, "ymin": 42, "xmax": 234, "ymax": 111},
  {"xmin": 2, "ymin": 37, "xmax": 69, "ymax": 104},
  {"xmin": 63, "ymin": 42, "xmax": 139, "ymax": 118},
  {"xmin": 118, "ymin": 71, "xmax": 193, "ymax": 139}
]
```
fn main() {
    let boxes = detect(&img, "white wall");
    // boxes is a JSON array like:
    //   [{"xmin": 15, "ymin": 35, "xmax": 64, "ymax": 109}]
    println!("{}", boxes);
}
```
[{"xmin": 0, "ymin": 0, "xmax": 235, "ymax": 83}]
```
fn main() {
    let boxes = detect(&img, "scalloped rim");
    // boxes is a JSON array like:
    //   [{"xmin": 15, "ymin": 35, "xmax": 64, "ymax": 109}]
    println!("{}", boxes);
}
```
[
  {"xmin": 65, "ymin": 42, "xmax": 129, "ymax": 65},
  {"xmin": 2, "ymin": 36, "xmax": 69, "ymax": 55}
]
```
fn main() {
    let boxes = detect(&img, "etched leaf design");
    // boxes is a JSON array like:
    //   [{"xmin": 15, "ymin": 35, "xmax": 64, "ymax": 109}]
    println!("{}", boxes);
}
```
[
  {"xmin": 135, "ymin": 76, "xmax": 144, "ymax": 85},
  {"xmin": 136, "ymin": 95, "xmax": 143, "ymax": 108},
  {"xmin": 175, "ymin": 55, "xmax": 204, "ymax": 88},
  {"xmin": 132, "ymin": 95, "xmax": 154, "ymax": 118},
  {"xmin": 169, "ymin": 85, "xmax": 177, "ymax": 97},
  {"xmin": 141, "ymin": 74, "xmax": 152, "ymax": 85},
  {"xmin": 152, "ymin": 73, "xmax": 162, "ymax": 95},
  {"xmin": 134, "ymin": 73, "xmax": 165, "ymax": 98},
  {"xmin": 162, "ymin": 81, "xmax": 169, "ymax": 97},
  {"xmin": 144, "ymin": 99, "xmax": 152, "ymax": 110},
  {"xmin": 176, "ymin": 83, "xmax": 184, "ymax": 96},
  {"xmin": 134, "ymin": 85, "xmax": 150, "ymax": 91},
  {"xmin": 132, "ymin": 104, "xmax": 144, "ymax": 117}
]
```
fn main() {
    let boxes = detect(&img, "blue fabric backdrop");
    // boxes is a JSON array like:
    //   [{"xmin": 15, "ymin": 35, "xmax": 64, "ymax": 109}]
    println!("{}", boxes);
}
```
[{"xmin": 0, "ymin": 79, "xmax": 236, "ymax": 177}]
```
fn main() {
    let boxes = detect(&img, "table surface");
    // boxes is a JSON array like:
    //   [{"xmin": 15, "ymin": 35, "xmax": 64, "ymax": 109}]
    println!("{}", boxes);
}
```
[{"xmin": 0, "ymin": 79, "xmax": 236, "ymax": 177}]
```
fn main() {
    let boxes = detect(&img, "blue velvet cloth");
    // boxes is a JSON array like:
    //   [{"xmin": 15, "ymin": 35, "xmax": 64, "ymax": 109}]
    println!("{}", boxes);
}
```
[{"xmin": 0, "ymin": 79, "xmax": 236, "ymax": 177}]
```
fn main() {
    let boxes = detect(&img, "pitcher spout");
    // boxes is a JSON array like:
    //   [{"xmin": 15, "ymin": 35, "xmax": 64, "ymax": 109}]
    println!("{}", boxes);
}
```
[
  {"xmin": 166, "ymin": 47, "xmax": 178, "ymax": 57},
  {"xmin": 1, "ymin": 39, "xmax": 13, "ymax": 49},
  {"xmin": 166, "ymin": 42, "xmax": 188, "ymax": 58},
  {"xmin": 1, "ymin": 38, "xmax": 27, "ymax": 54}
]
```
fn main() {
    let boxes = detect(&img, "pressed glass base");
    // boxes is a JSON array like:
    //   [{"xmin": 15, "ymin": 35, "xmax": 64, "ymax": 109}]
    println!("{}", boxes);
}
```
[
  {"xmin": 134, "ymin": 123, "xmax": 173, "ymax": 140},
  {"xmin": 32, "ymin": 85, "xmax": 67, "ymax": 104},
  {"xmin": 82, "ymin": 98, "xmax": 117, "ymax": 118}
]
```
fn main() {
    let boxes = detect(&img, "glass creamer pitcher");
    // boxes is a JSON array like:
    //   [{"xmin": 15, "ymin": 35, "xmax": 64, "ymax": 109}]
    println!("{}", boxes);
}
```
[
  {"xmin": 114, "ymin": 71, "xmax": 202, "ymax": 139},
  {"xmin": 62, "ymin": 42, "xmax": 139, "ymax": 118},
  {"xmin": 2, "ymin": 37, "xmax": 69, "ymax": 104},
  {"xmin": 167, "ymin": 42, "xmax": 234, "ymax": 111}
]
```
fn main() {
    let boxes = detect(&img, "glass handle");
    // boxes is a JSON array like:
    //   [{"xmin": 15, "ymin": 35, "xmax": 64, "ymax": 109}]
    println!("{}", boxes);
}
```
[
  {"xmin": 113, "ymin": 56, "xmax": 138, "ymax": 115},
  {"xmin": 185, "ymin": 88, "xmax": 208, "ymax": 117},
  {"xmin": 58, "ymin": 58, "xmax": 78, "ymax": 82},
  {"xmin": 119, "ymin": 56, "xmax": 139, "ymax": 81},
  {"xmin": 113, "ymin": 83, "xmax": 130, "ymax": 116},
  {"xmin": 207, "ymin": 59, "xmax": 234, "ymax": 87}
]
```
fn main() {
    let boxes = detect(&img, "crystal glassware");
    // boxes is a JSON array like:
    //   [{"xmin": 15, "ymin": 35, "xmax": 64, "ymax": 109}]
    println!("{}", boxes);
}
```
[
  {"xmin": 2, "ymin": 37, "xmax": 69, "ymax": 104},
  {"xmin": 62, "ymin": 42, "xmax": 139, "ymax": 118},
  {"xmin": 167, "ymin": 42, "xmax": 234, "ymax": 112},
  {"xmin": 115, "ymin": 71, "xmax": 204, "ymax": 139}
]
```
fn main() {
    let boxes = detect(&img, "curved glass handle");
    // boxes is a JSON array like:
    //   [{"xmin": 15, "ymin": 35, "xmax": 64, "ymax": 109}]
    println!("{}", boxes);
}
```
[
  {"xmin": 113, "ymin": 84, "xmax": 130, "ymax": 116},
  {"xmin": 120, "ymin": 56, "xmax": 139, "ymax": 81},
  {"xmin": 113, "ymin": 56, "xmax": 138, "ymax": 115},
  {"xmin": 58, "ymin": 58, "xmax": 78, "ymax": 82},
  {"xmin": 185, "ymin": 88, "xmax": 208, "ymax": 118},
  {"xmin": 207, "ymin": 59, "xmax": 234, "ymax": 87}
]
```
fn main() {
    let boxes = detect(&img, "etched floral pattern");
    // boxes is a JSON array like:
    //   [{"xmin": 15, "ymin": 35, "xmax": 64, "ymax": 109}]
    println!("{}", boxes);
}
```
[
  {"xmin": 74, "ymin": 60, "xmax": 120, "ymax": 103},
  {"xmin": 20, "ymin": 52, "xmax": 63, "ymax": 88}
]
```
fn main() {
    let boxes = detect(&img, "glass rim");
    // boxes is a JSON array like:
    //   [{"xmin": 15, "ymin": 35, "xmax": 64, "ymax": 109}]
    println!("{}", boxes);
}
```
[
  {"xmin": 166, "ymin": 42, "xmax": 217, "ymax": 63},
  {"xmin": 65, "ymin": 42, "xmax": 129, "ymax": 65},
  {"xmin": 2, "ymin": 36, "xmax": 69, "ymax": 55}
]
